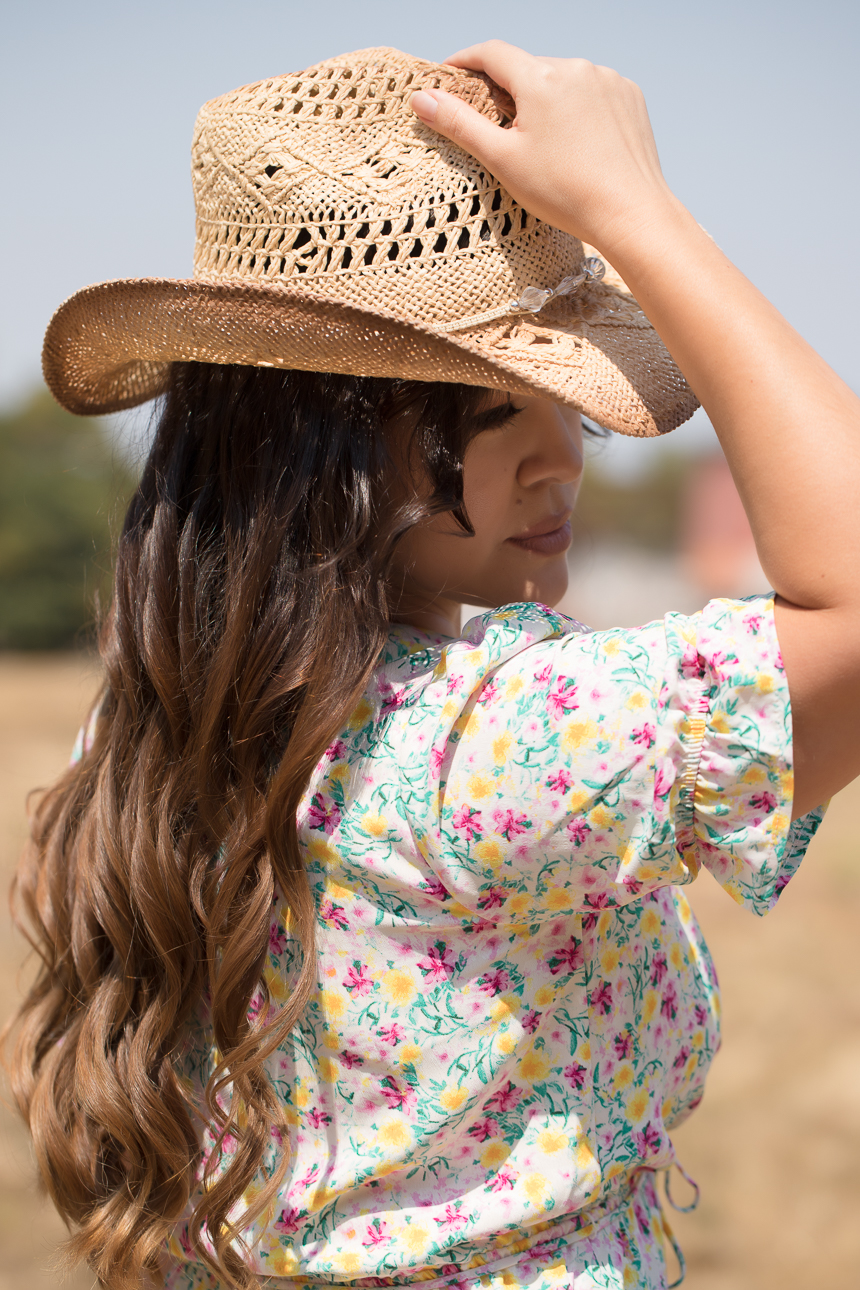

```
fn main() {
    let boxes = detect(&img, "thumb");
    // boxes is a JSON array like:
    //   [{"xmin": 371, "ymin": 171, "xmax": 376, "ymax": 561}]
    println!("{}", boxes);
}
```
[{"xmin": 410, "ymin": 88, "xmax": 509, "ymax": 171}]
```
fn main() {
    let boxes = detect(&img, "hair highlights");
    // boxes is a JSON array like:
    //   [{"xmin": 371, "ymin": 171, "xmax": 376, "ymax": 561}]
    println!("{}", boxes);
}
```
[{"xmin": 4, "ymin": 363, "xmax": 488, "ymax": 1289}]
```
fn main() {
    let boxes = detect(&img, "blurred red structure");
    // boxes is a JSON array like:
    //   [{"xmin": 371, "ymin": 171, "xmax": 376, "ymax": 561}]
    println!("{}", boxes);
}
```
[{"xmin": 680, "ymin": 453, "xmax": 765, "ymax": 597}]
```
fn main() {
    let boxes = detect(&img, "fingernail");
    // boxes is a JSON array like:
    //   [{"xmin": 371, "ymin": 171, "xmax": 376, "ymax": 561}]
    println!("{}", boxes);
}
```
[{"xmin": 410, "ymin": 91, "xmax": 438, "ymax": 123}]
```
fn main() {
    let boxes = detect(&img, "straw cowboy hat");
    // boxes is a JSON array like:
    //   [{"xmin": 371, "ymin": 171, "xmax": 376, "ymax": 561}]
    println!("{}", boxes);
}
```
[{"xmin": 42, "ymin": 48, "xmax": 698, "ymax": 437}]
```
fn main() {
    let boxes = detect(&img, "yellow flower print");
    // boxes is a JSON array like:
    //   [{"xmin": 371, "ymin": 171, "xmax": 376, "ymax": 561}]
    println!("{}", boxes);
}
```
[
  {"xmin": 537, "ymin": 1128, "xmax": 568, "ymax": 1154},
  {"xmin": 348, "ymin": 698, "xmax": 372, "ymax": 730},
  {"xmin": 319, "ymin": 1057, "xmax": 338, "ymax": 1083},
  {"xmin": 508, "ymin": 892, "xmax": 530, "ymax": 914},
  {"xmin": 379, "ymin": 1120, "xmax": 410, "ymax": 1148},
  {"xmin": 439, "ymin": 1086, "xmax": 468, "ymax": 1111},
  {"xmin": 626, "ymin": 690, "xmax": 647, "ymax": 710},
  {"xmin": 589, "ymin": 804, "xmax": 614, "ymax": 829},
  {"xmin": 382, "ymin": 969, "xmax": 416, "ymax": 1006},
  {"xmin": 614, "ymin": 1064, "xmax": 634, "ymax": 1090},
  {"xmin": 468, "ymin": 774, "xmax": 494, "ymax": 800},
  {"xmin": 522, "ymin": 1172, "xmax": 549, "ymax": 1204},
  {"xmin": 757, "ymin": 672, "xmax": 774, "ymax": 693},
  {"xmin": 481, "ymin": 1141, "xmax": 511, "ymax": 1168},
  {"xmin": 519, "ymin": 1049, "xmax": 551, "ymax": 1082},
  {"xmin": 641, "ymin": 909, "xmax": 660, "ymax": 936},
  {"xmin": 497, "ymin": 1033, "xmax": 516, "ymax": 1054},
  {"xmin": 403, "ymin": 1225, "xmax": 430, "ymax": 1256},
  {"xmin": 534, "ymin": 984, "xmax": 555, "ymax": 1007},
  {"xmin": 670, "ymin": 943, "xmax": 685, "ymax": 970},
  {"xmin": 474, "ymin": 840, "xmax": 502, "ymax": 867},
  {"xmin": 627, "ymin": 1088, "xmax": 649, "ymax": 1121},
  {"xmin": 601, "ymin": 948, "xmax": 621, "ymax": 974},
  {"xmin": 399, "ymin": 1042, "xmax": 422, "ymax": 1064},
  {"xmin": 295, "ymin": 1085, "xmax": 310, "ymax": 1108},
  {"xmin": 362, "ymin": 812, "xmax": 388, "ymax": 837},
  {"xmin": 505, "ymin": 674, "xmax": 524, "ymax": 699},
  {"xmin": 562, "ymin": 718, "xmax": 599, "ymax": 751},
  {"xmin": 308, "ymin": 836, "xmax": 340, "ymax": 866},
  {"xmin": 319, "ymin": 988, "xmax": 346, "ymax": 1021},
  {"xmin": 267, "ymin": 1248, "xmax": 302, "ymax": 1276},
  {"xmin": 643, "ymin": 990, "xmax": 658, "ymax": 1023},
  {"xmin": 492, "ymin": 732, "xmax": 513, "ymax": 764},
  {"xmin": 336, "ymin": 1253, "xmax": 361, "ymax": 1276},
  {"xmin": 546, "ymin": 888, "xmax": 571, "ymax": 911}
]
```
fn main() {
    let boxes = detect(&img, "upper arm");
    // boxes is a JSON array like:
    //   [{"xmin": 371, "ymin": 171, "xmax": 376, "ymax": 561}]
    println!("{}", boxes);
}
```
[{"xmin": 774, "ymin": 598, "xmax": 860, "ymax": 817}]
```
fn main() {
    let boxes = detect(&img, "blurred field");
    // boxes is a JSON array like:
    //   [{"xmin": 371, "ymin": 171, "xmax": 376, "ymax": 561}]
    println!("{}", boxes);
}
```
[{"xmin": 1, "ymin": 652, "xmax": 858, "ymax": 1290}]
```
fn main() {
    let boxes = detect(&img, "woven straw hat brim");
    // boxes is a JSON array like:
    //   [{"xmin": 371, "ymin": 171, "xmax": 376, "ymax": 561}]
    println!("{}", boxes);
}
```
[{"xmin": 43, "ymin": 274, "xmax": 697, "ymax": 437}]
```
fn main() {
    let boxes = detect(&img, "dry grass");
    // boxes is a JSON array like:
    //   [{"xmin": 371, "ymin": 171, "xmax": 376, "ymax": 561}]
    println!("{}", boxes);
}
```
[{"xmin": 0, "ymin": 653, "xmax": 857, "ymax": 1289}]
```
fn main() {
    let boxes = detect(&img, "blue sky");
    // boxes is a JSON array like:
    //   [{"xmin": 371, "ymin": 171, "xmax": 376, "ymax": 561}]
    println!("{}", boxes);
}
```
[{"xmin": 2, "ymin": 0, "xmax": 858, "ymax": 468}]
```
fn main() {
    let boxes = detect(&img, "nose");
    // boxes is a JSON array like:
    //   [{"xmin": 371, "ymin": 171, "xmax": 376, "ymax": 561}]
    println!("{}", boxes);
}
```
[{"xmin": 515, "ymin": 401, "xmax": 585, "ymax": 491}]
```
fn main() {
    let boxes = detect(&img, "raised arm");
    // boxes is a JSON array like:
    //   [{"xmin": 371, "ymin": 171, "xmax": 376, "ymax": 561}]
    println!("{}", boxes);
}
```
[{"xmin": 411, "ymin": 41, "xmax": 860, "ymax": 818}]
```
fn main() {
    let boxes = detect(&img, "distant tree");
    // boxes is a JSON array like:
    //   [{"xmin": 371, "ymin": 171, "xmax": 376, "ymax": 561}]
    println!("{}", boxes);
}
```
[
  {"xmin": 574, "ymin": 452, "xmax": 689, "ymax": 552},
  {"xmin": 0, "ymin": 388, "xmax": 138, "ymax": 649}
]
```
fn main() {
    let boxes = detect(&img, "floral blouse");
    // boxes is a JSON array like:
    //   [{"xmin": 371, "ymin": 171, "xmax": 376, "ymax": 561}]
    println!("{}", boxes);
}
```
[{"xmin": 163, "ymin": 596, "xmax": 823, "ymax": 1290}]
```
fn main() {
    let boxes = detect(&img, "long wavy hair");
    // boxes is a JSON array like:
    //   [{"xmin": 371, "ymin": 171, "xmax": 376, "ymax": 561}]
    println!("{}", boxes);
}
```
[{"xmin": 3, "ymin": 361, "xmax": 501, "ymax": 1289}]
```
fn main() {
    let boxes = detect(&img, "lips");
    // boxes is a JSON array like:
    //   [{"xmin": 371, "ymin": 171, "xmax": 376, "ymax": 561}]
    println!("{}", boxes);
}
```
[{"xmin": 506, "ymin": 515, "xmax": 572, "ymax": 556}]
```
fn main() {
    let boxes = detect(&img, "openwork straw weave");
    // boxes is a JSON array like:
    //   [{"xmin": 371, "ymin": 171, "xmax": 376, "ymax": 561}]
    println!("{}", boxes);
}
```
[{"xmin": 42, "ymin": 48, "xmax": 698, "ymax": 437}]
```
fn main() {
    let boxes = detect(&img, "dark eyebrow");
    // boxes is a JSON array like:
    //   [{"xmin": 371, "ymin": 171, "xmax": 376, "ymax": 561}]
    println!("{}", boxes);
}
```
[{"xmin": 469, "ymin": 398, "xmax": 525, "ymax": 433}]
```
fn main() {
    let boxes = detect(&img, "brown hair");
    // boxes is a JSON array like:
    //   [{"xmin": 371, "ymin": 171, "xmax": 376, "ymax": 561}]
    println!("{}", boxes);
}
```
[{"xmin": 4, "ymin": 362, "xmax": 496, "ymax": 1289}]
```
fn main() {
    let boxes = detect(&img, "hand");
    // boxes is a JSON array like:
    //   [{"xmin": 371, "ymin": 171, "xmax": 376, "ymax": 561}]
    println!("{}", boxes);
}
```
[{"xmin": 410, "ymin": 40, "xmax": 675, "ymax": 255}]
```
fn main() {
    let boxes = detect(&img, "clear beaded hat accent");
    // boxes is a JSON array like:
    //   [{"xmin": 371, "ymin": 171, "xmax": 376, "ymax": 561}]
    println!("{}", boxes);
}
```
[{"xmin": 42, "ymin": 48, "xmax": 698, "ymax": 437}]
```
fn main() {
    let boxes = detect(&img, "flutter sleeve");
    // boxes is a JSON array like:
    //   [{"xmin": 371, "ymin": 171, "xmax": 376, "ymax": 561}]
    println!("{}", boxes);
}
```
[{"xmin": 413, "ymin": 597, "xmax": 824, "ymax": 922}]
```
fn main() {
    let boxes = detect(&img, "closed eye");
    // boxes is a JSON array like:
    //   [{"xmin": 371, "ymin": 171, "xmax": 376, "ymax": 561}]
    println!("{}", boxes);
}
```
[{"xmin": 470, "ymin": 399, "xmax": 526, "ymax": 433}]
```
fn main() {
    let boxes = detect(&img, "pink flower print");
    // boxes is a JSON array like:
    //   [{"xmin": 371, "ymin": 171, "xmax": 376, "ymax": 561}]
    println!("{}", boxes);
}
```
[
  {"xmin": 563, "ymin": 1062, "xmax": 587, "ymax": 1090},
  {"xmin": 306, "ymin": 1107, "xmax": 332, "ymax": 1128},
  {"xmin": 297, "ymin": 1162, "xmax": 320, "ymax": 1188},
  {"xmin": 477, "ymin": 680, "xmax": 500, "ymax": 706},
  {"xmin": 417, "ymin": 941, "xmax": 455, "ymax": 983},
  {"xmin": 672, "ymin": 1046, "xmax": 691, "ymax": 1070},
  {"xmin": 486, "ymin": 1080, "xmax": 523, "ymax": 1113},
  {"xmin": 320, "ymin": 898, "xmax": 349, "ymax": 931},
  {"xmin": 590, "ymin": 980, "xmax": 614, "ymax": 1016},
  {"xmin": 547, "ymin": 768, "xmax": 575, "ymax": 792},
  {"xmin": 477, "ymin": 968, "xmax": 510, "ymax": 996},
  {"xmin": 653, "ymin": 759, "xmax": 675, "ymax": 802},
  {"xmin": 613, "ymin": 1031, "xmax": 633, "ymax": 1060},
  {"xmin": 546, "ymin": 678, "xmax": 579, "ymax": 719},
  {"xmin": 362, "ymin": 1218, "xmax": 390, "ymax": 1247},
  {"xmin": 465, "ymin": 917, "xmax": 498, "ymax": 934},
  {"xmin": 661, "ymin": 981, "xmax": 679, "ymax": 1020},
  {"xmin": 489, "ymin": 1166, "xmax": 516, "ymax": 1191},
  {"xmin": 622, "ymin": 875, "xmax": 643, "ymax": 897},
  {"xmin": 274, "ymin": 1205, "xmax": 305, "ymax": 1235},
  {"xmin": 434, "ymin": 1203, "xmax": 469, "ymax": 1229},
  {"xmin": 467, "ymin": 1116, "xmax": 501, "ymax": 1142},
  {"xmin": 341, "ymin": 1051, "xmax": 364, "ymax": 1069},
  {"xmin": 633, "ymin": 1122, "xmax": 662, "ymax": 1157},
  {"xmin": 380, "ymin": 1075, "xmax": 417, "ymax": 1113},
  {"xmin": 430, "ymin": 744, "xmax": 446, "ymax": 776},
  {"xmin": 378, "ymin": 1023, "xmax": 405, "ymax": 1046},
  {"xmin": 422, "ymin": 875, "xmax": 451, "ymax": 901},
  {"xmin": 452, "ymin": 804, "xmax": 483, "ymax": 841},
  {"xmin": 269, "ymin": 922, "xmax": 288, "ymax": 956},
  {"xmin": 446, "ymin": 672, "xmax": 464, "ymax": 694},
  {"xmin": 522, "ymin": 1009, "xmax": 540, "ymax": 1034},
  {"xmin": 308, "ymin": 793, "xmax": 341, "ymax": 835},
  {"xmin": 326, "ymin": 739, "xmax": 347, "ymax": 761},
  {"xmin": 378, "ymin": 679, "xmax": 406, "ymax": 714},
  {"xmin": 650, "ymin": 954, "xmax": 668, "ymax": 986},
  {"xmin": 743, "ymin": 612, "xmax": 763, "ymax": 635},
  {"xmin": 750, "ymin": 791, "xmax": 777, "ymax": 813},
  {"xmin": 344, "ymin": 961, "xmax": 374, "ymax": 996},
  {"xmin": 631, "ymin": 723, "xmax": 656, "ymax": 749},
  {"xmin": 566, "ymin": 818, "xmax": 591, "ymax": 848},
  {"xmin": 533, "ymin": 662, "xmax": 553, "ymax": 685},
  {"xmin": 548, "ymin": 936, "xmax": 584, "ymax": 977},
  {"xmin": 581, "ymin": 891, "xmax": 611, "ymax": 930},
  {"xmin": 477, "ymin": 886, "xmax": 506, "ymax": 911},
  {"xmin": 694, "ymin": 1004, "xmax": 708, "ymax": 1026},
  {"xmin": 492, "ymin": 808, "xmax": 530, "ymax": 840}
]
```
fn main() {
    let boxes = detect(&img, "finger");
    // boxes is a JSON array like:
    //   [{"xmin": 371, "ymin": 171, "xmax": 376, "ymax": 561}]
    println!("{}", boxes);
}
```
[
  {"xmin": 409, "ymin": 87, "xmax": 510, "ymax": 169},
  {"xmin": 442, "ymin": 40, "xmax": 531, "ymax": 92}
]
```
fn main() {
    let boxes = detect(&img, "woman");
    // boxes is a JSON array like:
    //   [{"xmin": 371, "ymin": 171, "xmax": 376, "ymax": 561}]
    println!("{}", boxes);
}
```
[{"xmin": 7, "ymin": 40, "xmax": 860, "ymax": 1290}]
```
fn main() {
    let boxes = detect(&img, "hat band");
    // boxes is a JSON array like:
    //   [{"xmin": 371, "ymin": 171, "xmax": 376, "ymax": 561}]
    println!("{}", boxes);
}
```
[{"xmin": 436, "ymin": 257, "xmax": 606, "ymax": 334}]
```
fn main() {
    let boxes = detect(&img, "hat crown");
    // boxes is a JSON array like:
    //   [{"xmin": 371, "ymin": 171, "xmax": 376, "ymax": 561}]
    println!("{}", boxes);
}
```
[{"xmin": 190, "ymin": 48, "xmax": 586, "ymax": 328}]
